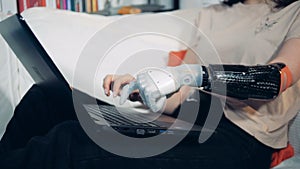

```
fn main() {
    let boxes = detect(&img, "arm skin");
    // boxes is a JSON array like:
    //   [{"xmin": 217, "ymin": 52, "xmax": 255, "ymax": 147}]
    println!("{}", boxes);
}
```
[{"xmin": 270, "ymin": 38, "xmax": 300, "ymax": 85}]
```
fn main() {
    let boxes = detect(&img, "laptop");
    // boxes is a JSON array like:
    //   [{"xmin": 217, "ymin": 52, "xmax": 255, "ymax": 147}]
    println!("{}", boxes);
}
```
[{"xmin": 0, "ymin": 14, "xmax": 215, "ymax": 139}]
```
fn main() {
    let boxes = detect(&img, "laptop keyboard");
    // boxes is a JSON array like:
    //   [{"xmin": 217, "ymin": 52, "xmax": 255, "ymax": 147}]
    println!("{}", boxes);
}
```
[{"xmin": 84, "ymin": 104, "xmax": 160, "ymax": 127}]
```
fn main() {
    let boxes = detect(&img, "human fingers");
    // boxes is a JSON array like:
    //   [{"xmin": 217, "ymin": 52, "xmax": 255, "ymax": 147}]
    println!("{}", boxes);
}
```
[
  {"xmin": 103, "ymin": 74, "xmax": 114, "ymax": 96},
  {"xmin": 112, "ymin": 74, "xmax": 135, "ymax": 97}
]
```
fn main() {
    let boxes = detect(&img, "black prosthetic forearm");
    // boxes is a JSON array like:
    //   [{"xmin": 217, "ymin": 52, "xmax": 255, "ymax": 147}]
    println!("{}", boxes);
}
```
[{"xmin": 200, "ymin": 63, "xmax": 286, "ymax": 100}]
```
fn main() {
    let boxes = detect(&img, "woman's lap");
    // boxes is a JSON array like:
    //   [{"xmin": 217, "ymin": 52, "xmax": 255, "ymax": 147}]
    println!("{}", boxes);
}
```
[
  {"xmin": 0, "ymin": 84, "xmax": 274, "ymax": 169},
  {"xmin": 0, "ymin": 84, "xmax": 77, "ymax": 153},
  {"xmin": 0, "ymin": 121, "xmax": 249, "ymax": 169}
]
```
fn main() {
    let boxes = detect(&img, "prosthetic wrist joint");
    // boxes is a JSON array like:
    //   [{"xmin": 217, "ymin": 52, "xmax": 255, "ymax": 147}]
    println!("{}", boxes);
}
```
[{"xmin": 166, "ymin": 64, "xmax": 208, "ymax": 88}]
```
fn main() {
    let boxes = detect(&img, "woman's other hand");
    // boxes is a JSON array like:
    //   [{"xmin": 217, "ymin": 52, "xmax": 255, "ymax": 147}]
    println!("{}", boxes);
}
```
[
  {"xmin": 102, "ymin": 74, "xmax": 135, "ymax": 97},
  {"xmin": 102, "ymin": 74, "xmax": 142, "ymax": 102}
]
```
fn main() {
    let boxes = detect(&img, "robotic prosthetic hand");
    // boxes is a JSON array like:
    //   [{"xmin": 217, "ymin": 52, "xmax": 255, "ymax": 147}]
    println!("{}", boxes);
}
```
[
  {"xmin": 120, "ymin": 63, "xmax": 292, "ymax": 112},
  {"xmin": 120, "ymin": 64, "xmax": 206, "ymax": 112}
]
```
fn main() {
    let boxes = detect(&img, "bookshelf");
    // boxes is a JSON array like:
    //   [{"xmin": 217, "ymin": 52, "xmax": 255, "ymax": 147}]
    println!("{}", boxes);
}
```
[
  {"xmin": 0, "ymin": 0, "xmax": 179, "ymax": 15},
  {"xmin": 16, "ymin": 0, "xmax": 101, "ymax": 13}
]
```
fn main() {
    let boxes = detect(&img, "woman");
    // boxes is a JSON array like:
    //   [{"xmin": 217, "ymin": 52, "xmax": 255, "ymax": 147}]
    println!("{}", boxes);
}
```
[
  {"xmin": 1, "ymin": 0, "xmax": 299, "ymax": 169},
  {"xmin": 104, "ymin": 0, "xmax": 300, "ymax": 167}
]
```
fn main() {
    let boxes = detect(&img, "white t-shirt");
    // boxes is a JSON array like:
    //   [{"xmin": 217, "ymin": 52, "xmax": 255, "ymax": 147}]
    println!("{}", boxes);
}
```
[{"xmin": 189, "ymin": 1, "xmax": 300, "ymax": 148}]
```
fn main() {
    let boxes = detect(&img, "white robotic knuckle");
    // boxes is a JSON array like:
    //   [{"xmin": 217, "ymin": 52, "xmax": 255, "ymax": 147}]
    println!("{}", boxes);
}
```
[
  {"xmin": 136, "ymin": 74, "xmax": 145, "ymax": 80},
  {"xmin": 182, "ymin": 75, "xmax": 193, "ymax": 85},
  {"xmin": 151, "ymin": 91, "xmax": 161, "ymax": 99}
]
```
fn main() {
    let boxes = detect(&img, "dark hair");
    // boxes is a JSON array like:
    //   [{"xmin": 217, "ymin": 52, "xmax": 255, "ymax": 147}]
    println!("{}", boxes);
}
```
[{"xmin": 223, "ymin": 0, "xmax": 299, "ymax": 8}]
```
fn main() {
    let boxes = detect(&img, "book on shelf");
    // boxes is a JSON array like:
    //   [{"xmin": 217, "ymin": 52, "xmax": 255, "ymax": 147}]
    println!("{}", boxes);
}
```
[
  {"xmin": 17, "ymin": 0, "xmax": 98, "ymax": 13},
  {"xmin": 85, "ymin": 0, "xmax": 99, "ymax": 13},
  {"xmin": 17, "ymin": 0, "xmax": 46, "ymax": 13},
  {"xmin": 92, "ymin": 0, "xmax": 98, "ymax": 12}
]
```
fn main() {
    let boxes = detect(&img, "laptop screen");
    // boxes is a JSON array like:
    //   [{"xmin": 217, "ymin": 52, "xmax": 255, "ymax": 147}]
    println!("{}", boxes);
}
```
[{"xmin": 0, "ymin": 14, "xmax": 69, "ymax": 89}]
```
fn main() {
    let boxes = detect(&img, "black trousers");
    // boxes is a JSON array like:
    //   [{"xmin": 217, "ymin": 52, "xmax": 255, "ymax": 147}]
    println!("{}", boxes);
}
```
[{"xmin": 0, "ymin": 84, "xmax": 274, "ymax": 169}]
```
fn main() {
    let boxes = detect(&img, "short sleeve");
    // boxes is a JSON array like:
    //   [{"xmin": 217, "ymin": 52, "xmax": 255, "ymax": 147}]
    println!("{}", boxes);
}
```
[
  {"xmin": 188, "ymin": 6, "xmax": 212, "ymax": 48},
  {"xmin": 188, "ymin": 11, "xmax": 202, "ymax": 48},
  {"xmin": 286, "ymin": 8, "xmax": 300, "ymax": 40}
]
